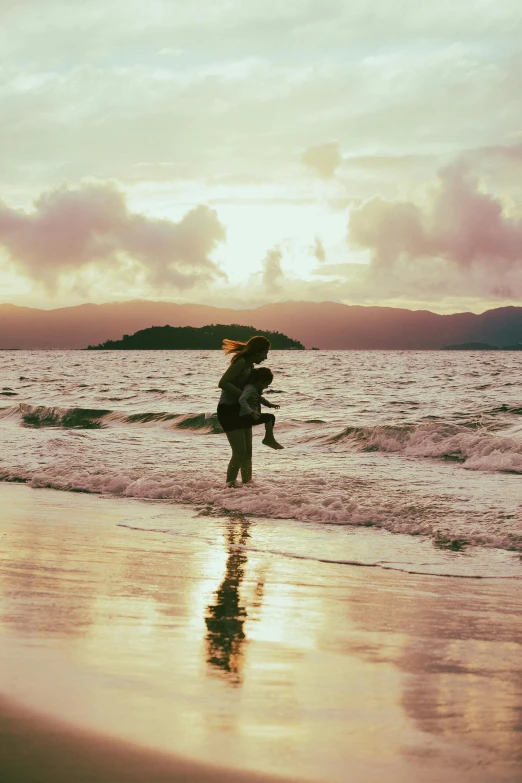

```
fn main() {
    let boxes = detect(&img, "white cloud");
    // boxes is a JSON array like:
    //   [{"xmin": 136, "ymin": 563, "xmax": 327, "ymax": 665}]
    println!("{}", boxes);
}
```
[{"xmin": 1, "ymin": 19, "xmax": 521, "ymax": 189}]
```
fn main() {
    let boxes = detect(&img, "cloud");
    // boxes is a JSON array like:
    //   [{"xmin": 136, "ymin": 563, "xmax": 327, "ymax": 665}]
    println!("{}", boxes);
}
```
[
  {"xmin": 3, "ymin": 1, "xmax": 521, "ymax": 68},
  {"xmin": 302, "ymin": 142, "xmax": 342, "ymax": 178},
  {"xmin": 261, "ymin": 245, "xmax": 284, "ymax": 291},
  {"xmin": 1, "ymin": 0, "xmax": 522, "ymax": 314},
  {"xmin": 311, "ymin": 236, "xmax": 326, "ymax": 262},
  {"xmin": 0, "ymin": 181, "xmax": 226, "ymax": 291},
  {"xmin": 469, "ymin": 142, "xmax": 522, "ymax": 164},
  {"xmin": 1, "ymin": 25, "xmax": 521, "ymax": 190},
  {"xmin": 348, "ymin": 162, "xmax": 522, "ymax": 298}
]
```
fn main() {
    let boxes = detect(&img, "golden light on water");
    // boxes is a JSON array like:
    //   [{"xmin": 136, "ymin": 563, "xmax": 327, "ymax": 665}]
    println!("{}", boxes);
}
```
[{"xmin": 1, "ymin": 485, "xmax": 521, "ymax": 781}]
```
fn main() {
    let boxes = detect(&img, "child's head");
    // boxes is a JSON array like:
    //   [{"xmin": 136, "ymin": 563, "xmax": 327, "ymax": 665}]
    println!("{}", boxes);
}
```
[{"xmin": 248, "ymin": 367, "xmax": 273, "ymax": 389}]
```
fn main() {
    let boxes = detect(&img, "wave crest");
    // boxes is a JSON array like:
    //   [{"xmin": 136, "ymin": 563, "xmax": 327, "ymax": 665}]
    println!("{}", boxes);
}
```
[
  {"xmin": 329, "ymin": 421, "xmax": 522, "ymax": 473},
  {"xmin": 20, "ymin": 405, "xmax": 110, "ymax": 429},
  {"xmin": 0, "ymin": 404, "xmax": 224, "ymax": 433}
]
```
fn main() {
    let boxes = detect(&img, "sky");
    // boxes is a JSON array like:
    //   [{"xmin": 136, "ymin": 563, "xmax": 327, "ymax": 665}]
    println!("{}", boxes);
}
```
[{"xmin": 1, "ymin": 0, "xmax": 522, "ymax": 313}]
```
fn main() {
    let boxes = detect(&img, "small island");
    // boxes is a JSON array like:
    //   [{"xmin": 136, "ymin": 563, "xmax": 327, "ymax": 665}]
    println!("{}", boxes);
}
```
[
  {"xmin": 86, "ymin": 323, "xmax": 305, "ymax": 350},
  {"xmin": 442, "ymin": 342, "xmax": 499, "ymax": 350}
]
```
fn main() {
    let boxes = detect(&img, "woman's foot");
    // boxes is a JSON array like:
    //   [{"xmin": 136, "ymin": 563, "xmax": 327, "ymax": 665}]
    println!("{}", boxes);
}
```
[
  {"xmin": 226, "ymin": 480, "xmax": 239, "ymax": 488},
  {"xmin": 262, "ymin": 436, "xmax": 284, "ymax": 450}
]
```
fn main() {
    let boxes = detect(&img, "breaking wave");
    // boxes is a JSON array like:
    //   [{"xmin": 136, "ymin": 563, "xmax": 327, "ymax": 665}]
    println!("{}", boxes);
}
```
[
  {"xmin": 328, "ymin": 420, "xmax": 522, "ymax": 473},
  {"xmin": 0, "ymin": 404, "xmax": 223, "ymax": 433},
  {"xmin": 1, "ymin": 465, "xmax": 521, "ymax": 554},
  {"xmin": 2, "ymin": 403, "xmax": 522, "ymax": 472}
]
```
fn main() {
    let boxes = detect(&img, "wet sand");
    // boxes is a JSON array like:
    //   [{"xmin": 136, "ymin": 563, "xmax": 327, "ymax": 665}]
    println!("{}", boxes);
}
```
[
  {"xmin": 0, "ymin": 483, "xmax": 521, "ymax": 783},
  {"xmin": 0, "ymin": 695, "xmax": 305, "ymax": 783}
]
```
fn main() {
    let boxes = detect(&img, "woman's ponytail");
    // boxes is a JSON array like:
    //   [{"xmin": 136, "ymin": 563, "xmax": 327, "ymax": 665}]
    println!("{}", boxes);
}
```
[{"xmin": 222, "ymin": 335, "xmax": 271, "ymax": 363}]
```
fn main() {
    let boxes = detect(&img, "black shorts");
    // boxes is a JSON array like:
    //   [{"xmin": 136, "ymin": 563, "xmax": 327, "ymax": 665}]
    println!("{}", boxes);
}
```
[{"xmin": 217, "ymin": 403, "xmax": 275, "ymax": 433}]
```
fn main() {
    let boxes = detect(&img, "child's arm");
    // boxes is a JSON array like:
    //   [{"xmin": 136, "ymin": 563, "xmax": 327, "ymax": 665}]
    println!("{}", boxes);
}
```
[{"xmin": 260, "ymin": 396, "xmax": 280, "ymax": 410}]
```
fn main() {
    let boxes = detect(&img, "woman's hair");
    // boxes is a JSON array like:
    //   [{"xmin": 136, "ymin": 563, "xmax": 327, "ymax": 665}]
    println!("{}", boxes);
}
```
[
  {"xmin": 222, "ymin": 335, "xmax": 271, "ymax": 364},
  {"xmin": 248, "ymin": 367, "xmax": 273, "ymax": 386}
]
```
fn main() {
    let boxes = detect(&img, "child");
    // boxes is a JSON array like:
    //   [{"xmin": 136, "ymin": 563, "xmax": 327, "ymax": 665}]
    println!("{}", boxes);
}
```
[{"xmin": 238, "ymin": 367, "xmax": 283, "ymax": 450}]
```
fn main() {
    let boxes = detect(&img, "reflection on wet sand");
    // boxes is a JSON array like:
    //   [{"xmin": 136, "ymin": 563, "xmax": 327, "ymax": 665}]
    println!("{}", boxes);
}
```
[
  {"xmin": 0, "ymin": 512, "xmax": 96, "ymax": 638},
  {"xmin": 1, "ymin": 484, "xmax": 521, "ymax": 783},
  {"xmin": 340, "ymin": 575, "xmax": 522, "ymax": 767},
  {"xmin": 205, "ymin": 518, "xmax": 250, "ymax": 685}
]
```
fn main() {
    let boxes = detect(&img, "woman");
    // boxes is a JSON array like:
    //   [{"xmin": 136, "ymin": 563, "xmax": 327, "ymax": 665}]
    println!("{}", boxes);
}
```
[{"xmin": 217, "ymin": 335, "xmax": 278, "ymax": 486}]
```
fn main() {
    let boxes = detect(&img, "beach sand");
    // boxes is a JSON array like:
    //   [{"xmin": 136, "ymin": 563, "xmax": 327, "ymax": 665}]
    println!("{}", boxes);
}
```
[
  {"xmin": 0, "ymin": 483, "xmax": 521, "ymax": 783},
  {"xmin": 0, "ymin": 695, "xmax": 306, "ymax": 783}
]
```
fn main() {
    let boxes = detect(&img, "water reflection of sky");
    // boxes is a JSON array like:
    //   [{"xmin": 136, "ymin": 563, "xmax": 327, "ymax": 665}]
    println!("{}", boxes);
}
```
[{"xmin": 0, "ymin": 484, "xmax": 521, "ymax": 782}]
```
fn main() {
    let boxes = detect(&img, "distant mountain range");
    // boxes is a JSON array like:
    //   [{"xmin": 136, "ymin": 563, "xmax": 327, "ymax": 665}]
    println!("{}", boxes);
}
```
[
  {"xmin": 87, "ymin": 324, "xmax": 304, "ymax": 350},
  {"xmin": 1, "ymin": 300, "xmax": 522, "ymax": 349}
]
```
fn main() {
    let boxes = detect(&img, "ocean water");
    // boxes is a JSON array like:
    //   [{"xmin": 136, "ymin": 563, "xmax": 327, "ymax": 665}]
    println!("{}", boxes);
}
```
[{"xmin": 1, "ymin": 349, "xmax": 521, "ymax": 578}]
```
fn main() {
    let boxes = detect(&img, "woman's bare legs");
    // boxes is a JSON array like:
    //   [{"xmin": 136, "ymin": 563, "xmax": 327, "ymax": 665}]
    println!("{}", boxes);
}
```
[
  {"xmin": 225, "ymin": 421, "xmax": 280, "ymax": 486},
  {"xmin": 225, "ymin": 429, "xmax": 249, "ymax": 485},
  {"xmin": 241, "ymin": 427, "xmax": 253, "ymax": 483}
]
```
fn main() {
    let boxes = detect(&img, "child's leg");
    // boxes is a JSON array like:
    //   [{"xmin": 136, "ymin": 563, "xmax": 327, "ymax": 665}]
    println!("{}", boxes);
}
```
[
  {"xmin": 248, "ymin": 412, "xmax": 283, "ymax": 449},
  {"xmin": 261, "ymin": 413, "xmax": 283, "ymax": 450}
]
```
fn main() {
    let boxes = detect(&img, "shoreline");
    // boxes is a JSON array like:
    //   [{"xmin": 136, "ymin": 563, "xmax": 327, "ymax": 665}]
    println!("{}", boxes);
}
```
[
  {"xmin": 1, "ymin": 476, "xmax": 520, "ymax": 580},
  {"xmin": 1, "ymin": 483, "xmax": 521, "ymax": 782}
]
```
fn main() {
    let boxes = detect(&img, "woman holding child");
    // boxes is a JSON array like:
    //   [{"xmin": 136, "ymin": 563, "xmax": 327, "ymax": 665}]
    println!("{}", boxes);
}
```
[{"xmin": 217, "ymin": 335, "xmax": 283, "ymax": 487}]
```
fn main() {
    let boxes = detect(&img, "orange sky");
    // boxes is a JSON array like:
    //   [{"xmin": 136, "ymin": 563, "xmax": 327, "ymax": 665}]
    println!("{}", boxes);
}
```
[{"xmin": 1, "ymin": 0, "xmax": 521, "ymax": 313}]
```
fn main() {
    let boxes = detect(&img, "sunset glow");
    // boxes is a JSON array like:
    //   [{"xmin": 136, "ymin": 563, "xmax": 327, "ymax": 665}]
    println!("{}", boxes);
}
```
[{"xmin": 1, "ymin": 0, "xmax": 521, "ymax": 312}]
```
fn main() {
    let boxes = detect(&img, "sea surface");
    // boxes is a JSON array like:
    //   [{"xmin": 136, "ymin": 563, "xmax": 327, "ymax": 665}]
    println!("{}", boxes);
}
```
[{"xmin": 1, "ymin": 350, "xmax": 521, "ymax": 579}]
